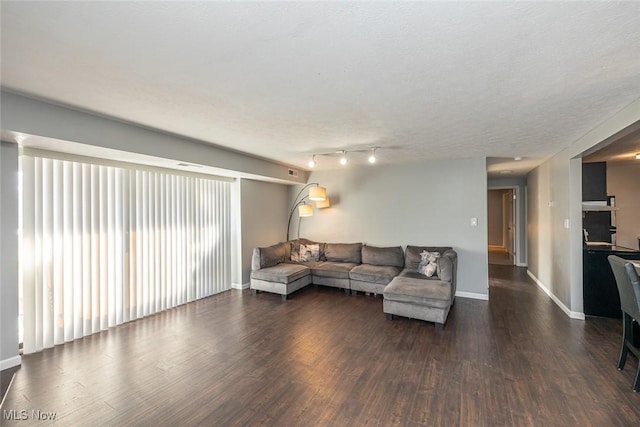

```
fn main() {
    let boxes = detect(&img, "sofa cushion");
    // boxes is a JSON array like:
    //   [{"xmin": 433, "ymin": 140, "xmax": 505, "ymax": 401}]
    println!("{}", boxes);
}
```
[
  {"xmin": 312, "ymin": 262, "xmax": 359, "ymax": 279},
  {"xmin": 252, "ymin": 242, "xmax": 288, "ymax": 270},
  {"xmin": 350, "ymin": 264, "xmax": 402, "ymax": 285},
  {"xmin": 399, "ymin": 269, "xmax": 434, "ymax": 280},
  {"xmin": 324, "ymin": 243, "xmax": 363, "ymax": 263},
  {"xmin": 362, "ymin": 245, "xmax": 404, "ymax": 268},
  {"xmin": 251, "ymin": 263, "xmax": 310, "ymax": 284},
  {"xmin": 384, "ymin": 276, "xmax": 452, "ymax": 308},
  {"xmin": 437, "ymin": 250, "xmax": 456, "ymax": 283}
]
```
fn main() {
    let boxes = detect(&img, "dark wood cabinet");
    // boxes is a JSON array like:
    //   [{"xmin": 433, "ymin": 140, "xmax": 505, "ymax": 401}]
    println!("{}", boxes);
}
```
[
  {"xmin": 584, "ymin": 246, "xmax": 640, "ymax": 318},
  {"xmin": 582, "ymin": 162, "xmax": 607, "ymax": 202}
]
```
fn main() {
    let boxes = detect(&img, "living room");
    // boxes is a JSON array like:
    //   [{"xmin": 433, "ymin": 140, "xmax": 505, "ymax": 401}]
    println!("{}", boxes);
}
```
[{"xmin": 2, "ymin": 2, "xmax": 640, "ymax": 425}]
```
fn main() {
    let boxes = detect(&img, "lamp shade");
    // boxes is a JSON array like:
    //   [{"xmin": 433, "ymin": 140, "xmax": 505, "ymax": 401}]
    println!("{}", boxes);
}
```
[
  {"xmin": 308, "ymin": 186, "xmax": 327, "ymax": 201},
  {"xmin": 298, "ymin": 204, "xmax": 313, "ymax": 217},
  {"xmin": 315, "ymin": 198, "xmax": 330, "ymax": 209}
]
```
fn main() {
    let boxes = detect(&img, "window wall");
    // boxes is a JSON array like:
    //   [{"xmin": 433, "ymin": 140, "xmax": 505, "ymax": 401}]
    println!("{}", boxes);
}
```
[{"xmin": 20, "ymin": 153, "xmax": 233, "ymax": 354}]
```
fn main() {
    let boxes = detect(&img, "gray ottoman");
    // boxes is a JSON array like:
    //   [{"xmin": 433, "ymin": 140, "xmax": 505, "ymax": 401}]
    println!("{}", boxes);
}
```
[{"xmin": 383, "ymin": 275, "xmax": 453, "ymax": 329}]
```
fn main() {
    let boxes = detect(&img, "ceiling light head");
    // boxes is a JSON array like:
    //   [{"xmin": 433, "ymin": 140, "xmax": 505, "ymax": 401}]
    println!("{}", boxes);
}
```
[
  {"xmin": 514, "ymin": 156, "xmax": 523, "ymax": 161},
  {"xmin": 500, "ymin": 170, "xmax": 513, "ymax": 175},
  {"xmin": 340, "ymin": 151, "xmax": 348, "ymax": 166},
  {"xmin": 368, "ymin": 148, "xmax": 377, "ymax": 164},
  {"xmin": 308, "ymin": 155, "xmax": 316, "ymax": 168},
  {"xmin": 636, "ymin": 153, "xmax": 640, "ymax": 160}
]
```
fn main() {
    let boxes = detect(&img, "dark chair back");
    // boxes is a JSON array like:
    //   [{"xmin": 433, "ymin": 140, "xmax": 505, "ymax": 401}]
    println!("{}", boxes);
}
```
[{"xmin": 608, "ymin": 255, "xmax": 640, "ymax": 318}]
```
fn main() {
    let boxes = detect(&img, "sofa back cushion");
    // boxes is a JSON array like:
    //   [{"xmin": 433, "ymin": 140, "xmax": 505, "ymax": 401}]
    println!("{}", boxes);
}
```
[
  {"xmin": 252, "ymin": 242, "xmax": 287, "ymax": 270},
  {"xmin": 362, "ymin": 245, "xmax": 404, "ymax": 268},
  {"xmin": 325, "ymin": 242, "xmax": 363, "ymax": 264}
]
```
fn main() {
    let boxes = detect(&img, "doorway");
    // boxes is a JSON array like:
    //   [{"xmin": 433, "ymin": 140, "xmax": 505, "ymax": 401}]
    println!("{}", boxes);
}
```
[{"xmin": 488, "ymin": 188, "xmax": 516, "ymax": 265}]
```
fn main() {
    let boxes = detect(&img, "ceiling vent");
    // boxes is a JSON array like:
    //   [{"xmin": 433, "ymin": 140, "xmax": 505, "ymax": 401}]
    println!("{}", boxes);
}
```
[{"xmin": 288, "ymin": 169, "xmax": 299, "ymax": 177}]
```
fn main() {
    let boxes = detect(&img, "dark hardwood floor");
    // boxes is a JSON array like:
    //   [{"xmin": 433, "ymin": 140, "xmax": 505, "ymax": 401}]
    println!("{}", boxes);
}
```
[{"xmin": 2, "ymin": 265, "xmax": 639, "ymax": 426}]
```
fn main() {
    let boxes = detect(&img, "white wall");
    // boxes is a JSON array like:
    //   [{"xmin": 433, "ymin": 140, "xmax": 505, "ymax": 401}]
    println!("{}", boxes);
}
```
[
  {"xmin": 240, "ymin": 179, "xmax": 289, "ymax": 285},
  {"xmin": 527, "ymin": 98, "xmax": 640, "ymax": 318},
  {"xmin": 1, "ymin": 142, "xmax": 20, "ymax": 369},
  {"xmin": 298, "ymin": 157, "xmax": 489, "ymax": 298},
  {"xmin": 608, "ymin": 164, "xmax": 640, "ymax": 250}
]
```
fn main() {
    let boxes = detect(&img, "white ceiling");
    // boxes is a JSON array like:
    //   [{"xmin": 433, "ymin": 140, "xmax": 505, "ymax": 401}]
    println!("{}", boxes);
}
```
[{"xmin": 2, "ymin": 2, "xmax": 640, "ymax": 175}]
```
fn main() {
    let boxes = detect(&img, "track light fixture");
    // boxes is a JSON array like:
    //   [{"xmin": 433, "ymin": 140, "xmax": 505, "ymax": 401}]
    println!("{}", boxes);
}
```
[
  {"xmin": 306, "ymin": 147, "xmax": 380, "ymax": 168},
  {"xmin": 340, "ymin": 151, "xmax": 348, "ymax": 166}
]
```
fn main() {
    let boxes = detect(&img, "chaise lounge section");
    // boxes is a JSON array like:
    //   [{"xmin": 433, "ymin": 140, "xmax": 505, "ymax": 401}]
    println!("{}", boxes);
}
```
[
  {"xmin": 250, "ymin": 242, "xmax": 312, "ymax": 301},
  {"xmin": 383, "ymin": 246, "xmax": 458, "ymax": 329}
]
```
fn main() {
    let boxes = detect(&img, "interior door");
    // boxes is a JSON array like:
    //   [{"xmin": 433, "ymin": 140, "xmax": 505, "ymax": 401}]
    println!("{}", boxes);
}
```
[{"xmin": 503, "ymin": 190, "xmax": 516, "ymax": 265}]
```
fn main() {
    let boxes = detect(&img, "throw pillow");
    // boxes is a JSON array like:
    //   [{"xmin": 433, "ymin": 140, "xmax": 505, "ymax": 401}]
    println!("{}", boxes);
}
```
[
  {"xmin": 299, "ymin": 244, "xmax": 320, "ymax": 262},
  {"xmin": 417, "ymin": 250, "xmax": 440, "ymax": 278}
]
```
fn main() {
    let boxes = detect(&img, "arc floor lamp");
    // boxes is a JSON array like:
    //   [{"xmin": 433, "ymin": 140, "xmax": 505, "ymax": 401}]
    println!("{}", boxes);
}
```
[{"xmin": 286, "ymin": 183, "xmax": 329, "ymax": 241}]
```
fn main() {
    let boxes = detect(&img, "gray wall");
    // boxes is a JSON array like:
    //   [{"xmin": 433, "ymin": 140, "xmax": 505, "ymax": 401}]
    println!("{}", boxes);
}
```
[
  {"xmin": 608, "ymin": 163, "xmax": 640, "ymax": 250},
  {"xmin": 527, "ymin": 98, "xmax": 640, "ymax": 317},
  {"xmin": 240, "ymin": 179, "xmax": 289, "ymax": 284},
  {"xmin": 297, "ymin": 157, "xmax": 489, "ymax": 298},
  {"xmin": 487, "ymin": 190, "xmax": 505, "ymax": 247},
  {"xmin": 1, "ymin": 142, "xmax": 20, "ymax": 369},
  {"xmin": 488, "ymin": 177, "xmax": 527, "ymax": 266}
]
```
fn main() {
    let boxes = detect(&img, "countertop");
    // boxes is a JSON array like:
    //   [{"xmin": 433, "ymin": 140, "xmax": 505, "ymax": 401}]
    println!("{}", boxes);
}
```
[{"xmin": 584, "ymin": 244, "xmax": 640, "ymax": 254}]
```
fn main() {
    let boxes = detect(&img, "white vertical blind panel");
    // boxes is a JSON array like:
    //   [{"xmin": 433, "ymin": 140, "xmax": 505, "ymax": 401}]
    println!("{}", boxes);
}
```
[
  {"xmin": 62, "ymin": 161, "xmax": 74, "ymax": 343},
  {"xmin": 21, "ymin": 156, "xmax": 232, "ymax": 354},
  {"xmin": 81, "ymin": 164, "xmax": 91, "ymax": 335},
  {"xmin": 20, "ymin": 156, "xmax": 36, "ymax": 354},
  {"xmin": 72, "ymin": 163, "xmax": 82, "ymax": 340}
]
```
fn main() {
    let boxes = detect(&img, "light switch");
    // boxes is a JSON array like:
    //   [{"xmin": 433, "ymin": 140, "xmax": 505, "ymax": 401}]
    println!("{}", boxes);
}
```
[
  {"xmin": 564, "ymin": 219, "xmax": 570, "ymax": 229},
  {"xmin": 470, "ymin": 217, "xmax": 478, "ymax": 227}
]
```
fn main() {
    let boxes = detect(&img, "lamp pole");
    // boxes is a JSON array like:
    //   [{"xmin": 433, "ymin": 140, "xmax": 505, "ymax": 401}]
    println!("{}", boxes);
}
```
[{"xmin": 286, "ymin": 183, "xmax": 319, "ymax": 241}]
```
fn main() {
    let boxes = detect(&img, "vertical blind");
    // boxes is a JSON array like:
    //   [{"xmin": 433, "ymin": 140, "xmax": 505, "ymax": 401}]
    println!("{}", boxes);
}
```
[{"xmin": 20, "ymin": 155, "xmax": 232, "ymax": 354}]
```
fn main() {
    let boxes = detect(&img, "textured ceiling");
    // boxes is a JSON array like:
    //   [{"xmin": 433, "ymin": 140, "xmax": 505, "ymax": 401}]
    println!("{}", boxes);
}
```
[{"xmin": 2, "ymin": 2, "xmax": 640, "ymax": 174}]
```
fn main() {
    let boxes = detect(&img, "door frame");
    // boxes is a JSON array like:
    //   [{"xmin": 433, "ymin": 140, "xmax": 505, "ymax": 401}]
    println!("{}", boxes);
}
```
[{"xmin": 488, "ymin": 185, "xmax": 524, "ymax": 266}]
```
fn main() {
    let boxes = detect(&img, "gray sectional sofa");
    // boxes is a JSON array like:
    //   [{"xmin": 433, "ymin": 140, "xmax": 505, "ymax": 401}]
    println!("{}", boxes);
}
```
[{"xmin": 250, "ymin": 239, "xmax": 458, "ymax": 327}]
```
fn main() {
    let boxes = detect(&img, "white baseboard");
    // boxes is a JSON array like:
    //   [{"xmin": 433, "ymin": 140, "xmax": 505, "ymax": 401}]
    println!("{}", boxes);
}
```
[
  {"xmin": 516, "ymin": 262, "xmax": 528, "ymax": 267},
  {"xmin": 0, "ymin": 355, "xmax": 21, "ymax": 371},
  {"xmin": 526, "ymin": 270, "xmax": 585, "ymax": 320},
  {"xmin": 231, "ymin": 282, "xmax": 250, "ymax": 290},
  {"xmin": 455, "ymin": 291, "xmax": 489, "ymax": 301}
]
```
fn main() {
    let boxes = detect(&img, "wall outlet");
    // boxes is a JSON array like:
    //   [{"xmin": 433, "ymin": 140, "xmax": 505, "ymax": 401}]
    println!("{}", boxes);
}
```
[{"xmin": 470, "ymin": 217, "xmax": 478, "ymax": 227}]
